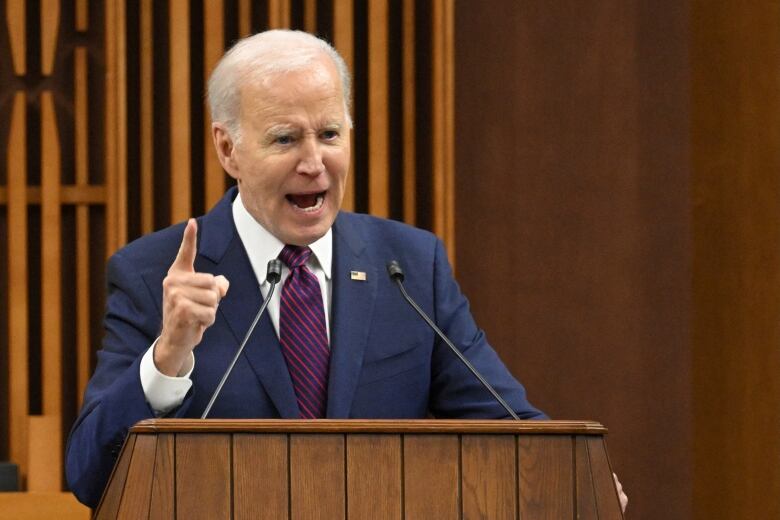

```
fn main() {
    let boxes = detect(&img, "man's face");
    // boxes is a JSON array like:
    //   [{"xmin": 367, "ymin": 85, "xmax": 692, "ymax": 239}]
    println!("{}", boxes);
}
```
[{"xmin": 218, "ymin": 57, "xmax": 350, "ymax": 246}]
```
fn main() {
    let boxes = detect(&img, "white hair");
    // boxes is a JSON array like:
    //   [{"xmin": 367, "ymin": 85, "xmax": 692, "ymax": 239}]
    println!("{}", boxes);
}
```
[{"xmin": 207, "ymin": 30, "xmax": 353, "ymax": 140}]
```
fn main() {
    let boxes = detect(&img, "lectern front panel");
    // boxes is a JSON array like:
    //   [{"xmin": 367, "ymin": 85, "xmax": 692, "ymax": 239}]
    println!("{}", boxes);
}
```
[{"xmin": 95, "ymin": 419, "xmax": 622, "ymax": 519}]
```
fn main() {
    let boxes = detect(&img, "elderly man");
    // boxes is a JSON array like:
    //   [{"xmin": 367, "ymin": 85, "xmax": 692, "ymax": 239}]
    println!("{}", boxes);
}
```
[{"xmin": 65, "ymin": 30, "xmax": 546, "ymax": 508}]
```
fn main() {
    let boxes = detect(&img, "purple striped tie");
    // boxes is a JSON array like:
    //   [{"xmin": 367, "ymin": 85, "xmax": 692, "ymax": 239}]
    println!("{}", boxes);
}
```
[{"xmin": 278, "ymin": 245, "xmax": 329, "ymax": 418}]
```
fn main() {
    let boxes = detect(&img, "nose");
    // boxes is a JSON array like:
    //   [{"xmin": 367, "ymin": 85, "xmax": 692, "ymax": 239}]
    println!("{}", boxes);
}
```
[{"xmin": 296, "ymin": 136, "xmax": 325, "ymax": 176}]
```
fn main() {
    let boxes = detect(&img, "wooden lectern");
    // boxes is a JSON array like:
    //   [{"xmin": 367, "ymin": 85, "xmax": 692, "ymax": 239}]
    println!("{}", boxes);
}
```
[{"xmin": 94, "ymin": 419, "xmax": 623, "ymax": 519}]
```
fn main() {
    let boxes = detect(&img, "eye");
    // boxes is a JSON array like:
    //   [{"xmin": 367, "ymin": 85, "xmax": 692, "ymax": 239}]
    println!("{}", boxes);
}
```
[
  {"xmin": 321, "ymin": 129, "xmax": 339, "ymax": 141},
  {"xmin": 275, "ymin": 135, "xmax": 295, "ymax": 145}
]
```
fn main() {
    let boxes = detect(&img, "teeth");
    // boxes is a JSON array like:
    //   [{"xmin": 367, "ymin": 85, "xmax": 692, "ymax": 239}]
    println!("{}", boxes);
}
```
[{"xmin": 294, "ymin": 194, "xmax": 324, "ymax": 213}]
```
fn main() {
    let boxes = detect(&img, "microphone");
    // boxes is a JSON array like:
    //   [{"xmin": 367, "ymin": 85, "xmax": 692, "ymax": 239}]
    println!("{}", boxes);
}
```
[
  {"xmin": 386, "ymin": 260, "xmax": 521, "ymax": 420},
  {"xmin": 201, "ymin": 259, "xmax": 282, "ymax": 419}
]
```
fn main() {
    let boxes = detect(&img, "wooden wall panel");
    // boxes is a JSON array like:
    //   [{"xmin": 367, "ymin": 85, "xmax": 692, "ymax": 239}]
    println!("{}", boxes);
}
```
[
  {"xmin": 168, "ymin": 0, "xmax": 191, "ymax": 222},
  {"xmin": 6, "ymin": 0, "xmax": 25, "ymax": 74},
  {"xmin": 368, "ymin": 0, "xmax": 389, "ymax": 217},
  {"xmin": 456, "ymin": 0, "xmax": 780, "ymax": 518},
  {"xmin": 0, "ymin": 0, "xmax": 109, "ymax": 503},
  {"xmin": 203, "ymin": 0, "xmax": 226, "ymax": 210},
  {"xmin": 0, "ymin": 0, "xmax": 454, "ymax": 507},
  {"xmin": 431, "ymin": 0, "xmax": 455, "ymax": 260},
  {"xmin": 139, "ymin": 0, "xmax": 154, "ymax": 233},
  {"xmin": 75, "ymin": 47, "xmax": 91, "ymax": 405},
  {"xmin": 455, "ymin": 1, "xmax": 690, "ymax": 519},
  {"xmin": 691, "ymin": 2, "xmax": 780, "ymax": 519},
  {"xmin": 6, "ymin": 93, "xmax": 29, "ymax": 487},
  {"xmin": 332, "ymin": 0, "xmax": 355, "ymax": 211}
]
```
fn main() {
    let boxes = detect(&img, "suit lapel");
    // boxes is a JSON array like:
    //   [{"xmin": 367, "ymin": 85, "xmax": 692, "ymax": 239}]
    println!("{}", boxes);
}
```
[
  {"xmin": 198, "ymin": 189, "xmax": 300, "ymax": 418},
  {"xmin": 326, "ymin": 214, "xmax": 377, "ymax": 418}
]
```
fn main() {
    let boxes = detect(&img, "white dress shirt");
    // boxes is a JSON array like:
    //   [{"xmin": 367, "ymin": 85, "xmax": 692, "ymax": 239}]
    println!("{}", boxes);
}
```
[{"xmin": 139, "ymin": 192, "xmax": 333, "ymax": 414}]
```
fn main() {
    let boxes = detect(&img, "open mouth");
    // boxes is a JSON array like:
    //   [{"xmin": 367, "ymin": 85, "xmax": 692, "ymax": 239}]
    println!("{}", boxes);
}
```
[{"xmin": 286, "ymin": 191, "xmax": 326, "ymax": 213}]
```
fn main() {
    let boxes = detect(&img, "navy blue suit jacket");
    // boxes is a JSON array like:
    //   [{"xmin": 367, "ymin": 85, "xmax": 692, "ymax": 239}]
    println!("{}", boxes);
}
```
[{"xmin": 65, "ymin": 188, "xmax": 545, "ymax": 507}]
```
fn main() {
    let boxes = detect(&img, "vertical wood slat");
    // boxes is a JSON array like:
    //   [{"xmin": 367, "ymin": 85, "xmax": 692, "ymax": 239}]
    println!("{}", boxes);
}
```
[
  {"xmin": 268, "ymin": 0, "xmax": 291, "ymax": 29},
  {"xmin": 40, "ymin": 0, "xmax": 60, "ymax": 76},
  {"xmin": 403, "ymin": 435, "xmax": 460, "ymax": 519},
  {"xmin": 169, "ymin": 0, "xmax": 191, "ymax": 222},
  {"xmin": 7, "ymin": 92, "xmax": 29, "ymax": 487},
  {"xmin": 402, "ymin": 0, "xmax": 416, "ymax": 225},
  {"xmin": 461, "ymin": 434, "xmax": 516, "ymax": 519},
  {"xmin": 6, "ymin": 0, "xmax": 26, "ymax": 74},
  {"xmin": 38, "ymin": 91, "xmax": 64, "ymax": 490},
  {"xmin": 587, "ymin": 437, "xmax": 624, "ymax": 520},
  {"xmin": 140, "ymin": 0, "xmax": 154, "ymax": 234},
  {"xmin": 290, "ymin": 434, "xmax": 345, "ymax": 519},
  {"xmin": 176, "ymin": 433, "xmax": 232, "ymax": 518},
  {"xmin": 27, "ymin": 416, "xmax": 60, "ymax": 491},
  {"xmin": 234, "ymin": 434, "xmax": 289, "ymax": 520},
  {"xmin": 40, "ymin": 91, "xmax": 62, "ymax": 420},
  {"xmin": 116, "ymin": 434, "xmax": 157, "ymax": 519},
  {"xmin": 95, "ymin": 435, "xmax": 137, "ymax": 520},
  {"xmin": 431, "ymin": 0, "xmax": 455, "ymax": 261},
  {"xmin": 368, "ymin": 0, "xmax": 389, "ymax": 217},
  {"xmin": 575, "ymin": 436, "xmax": 599, "ymax": 519},
  {"xmin": 74, "ymin": 47, "xmax": 91, "ymax": 406},
  {"xmin": 303, "ymin": 0, "xmax": 317, "ymax": 33},
  {"xmin": 148, "ymin": 434, "xmax": 175, "ymax": 520},
  {"xmin": 347, "ymin": 434, "xmax": 402, "ymax": 520},
  {"xmin": 238, "ymin": 0, "xmax": 251, "ymax": 37},
  {"xmin": 104, "ymin": 0, "xmax": 117, "ymax": 253},
  {"xmin": 104, "ymin": 0, "xmax": 127, "ymax": 254},
  {"xmin": 332, "ymin": 0, "xmax": 355, "ymax": 212},
  {"xmin": 518, "ymin": 435, "xmax": 574, "ymax": 519},
  {"xmin": 75, "ymin": 0, "xmax": 88, "ymax": 31},
  {"xmin": 203, "ymin": 0, "xmax": 226, "ymax": 210}
]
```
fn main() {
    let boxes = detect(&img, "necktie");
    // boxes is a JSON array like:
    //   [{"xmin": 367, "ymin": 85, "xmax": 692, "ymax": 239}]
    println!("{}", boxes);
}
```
[{"xmin": 278, "ymin": 245, "xmax": 329, "ymax": 418}]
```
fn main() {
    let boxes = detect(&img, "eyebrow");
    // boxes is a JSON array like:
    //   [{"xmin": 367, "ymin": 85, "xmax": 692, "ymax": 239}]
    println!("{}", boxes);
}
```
[
  {"xmin": 265, "ymin": 124, "xmax": 298, "ymax": 137},
  {"xmin": 265, "ymin": 121, "xmax": 343, "ymax": 136}
]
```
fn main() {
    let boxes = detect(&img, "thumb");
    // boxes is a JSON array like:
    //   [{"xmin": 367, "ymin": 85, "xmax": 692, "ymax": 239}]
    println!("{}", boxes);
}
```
[
  {"xmin": 215, "ymin": 275, "xmax": 230, "ymax": 298},
  {"xmin": 171, "ymin": 218, "xmax": 197, "ymax": 272}
]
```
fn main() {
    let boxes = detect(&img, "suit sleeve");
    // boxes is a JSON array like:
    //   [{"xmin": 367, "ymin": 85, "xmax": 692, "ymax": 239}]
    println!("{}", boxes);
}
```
[
  {"xmin": 65, "ymin": 251, "xmax": 194, "ymax": 508},
  {"xmin": 427, "ymin": 238, "xmax": 547, "ymax": 419}
]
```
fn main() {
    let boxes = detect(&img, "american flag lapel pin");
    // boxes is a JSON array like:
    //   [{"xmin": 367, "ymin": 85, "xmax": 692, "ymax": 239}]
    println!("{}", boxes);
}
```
[{"xmin": 350, "ymin": 270, "xmax": 367, "ymax": 281}]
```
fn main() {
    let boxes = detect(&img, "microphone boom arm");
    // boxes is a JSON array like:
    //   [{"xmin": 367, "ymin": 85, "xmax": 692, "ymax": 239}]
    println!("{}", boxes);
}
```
[
  {"xmin": 201, "ymin": 259, "xmax": 282, "ymax": 419},
  {"xmin": 387, "ymin": 260, "xmax": 521, "ymax": 420}
]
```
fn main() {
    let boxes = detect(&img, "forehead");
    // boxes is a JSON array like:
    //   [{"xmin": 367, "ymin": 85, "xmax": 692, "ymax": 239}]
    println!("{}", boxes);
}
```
[{"xmin": 239, "ymin": 58, "xmax": 345, "ymax": 124}]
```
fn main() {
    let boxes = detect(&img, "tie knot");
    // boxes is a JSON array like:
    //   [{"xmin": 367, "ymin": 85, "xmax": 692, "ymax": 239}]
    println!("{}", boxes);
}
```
[{"xmin": 279, "ymin": 245, "xmax": 312, "ymax": 268}]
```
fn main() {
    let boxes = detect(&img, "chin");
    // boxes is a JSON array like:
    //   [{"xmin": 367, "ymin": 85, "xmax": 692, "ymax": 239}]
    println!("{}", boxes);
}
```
[{"xmin": 285, "ymin": 226, "xmax": 329, "ymax": 247}]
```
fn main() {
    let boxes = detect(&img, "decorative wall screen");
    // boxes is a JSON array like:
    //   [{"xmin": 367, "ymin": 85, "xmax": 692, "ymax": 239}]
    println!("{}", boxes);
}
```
[{"xmin": 0, "ymin": 0, "xmax": 454, "ymax": 494}]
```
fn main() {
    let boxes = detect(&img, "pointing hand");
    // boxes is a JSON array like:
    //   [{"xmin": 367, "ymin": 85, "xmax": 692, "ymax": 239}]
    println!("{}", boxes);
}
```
[{"xmin": 155, "ymin": 219, "xmax": 229, "ymax": 376}]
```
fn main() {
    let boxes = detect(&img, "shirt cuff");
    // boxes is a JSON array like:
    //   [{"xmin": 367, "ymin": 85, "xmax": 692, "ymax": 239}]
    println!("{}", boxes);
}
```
[{"xmin": 139, "ymin": 338, "xmax": 195, "ymax": 416}]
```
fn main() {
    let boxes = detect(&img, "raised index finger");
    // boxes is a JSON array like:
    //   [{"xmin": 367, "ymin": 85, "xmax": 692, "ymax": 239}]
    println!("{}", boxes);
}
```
[{"xmin": 170, "ymin": 218, "xmax": 197, "ymax": 273}]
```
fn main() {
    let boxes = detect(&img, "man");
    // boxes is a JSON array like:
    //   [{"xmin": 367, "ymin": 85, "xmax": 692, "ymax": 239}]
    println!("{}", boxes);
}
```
[{"xmin": 65, "ymin": 30, "xmax": 545, "ymax": 508}]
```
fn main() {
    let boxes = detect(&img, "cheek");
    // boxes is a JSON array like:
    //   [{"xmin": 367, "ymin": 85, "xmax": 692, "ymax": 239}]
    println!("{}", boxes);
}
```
[{"xmin": 325, "ymin": 151, "xmax": 350, "ymax": 179}]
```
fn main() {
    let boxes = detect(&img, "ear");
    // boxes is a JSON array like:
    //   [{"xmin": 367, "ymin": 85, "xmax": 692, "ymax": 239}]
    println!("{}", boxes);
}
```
[{"xmin": 212, "ymin": 123, "xmax": 240, "ymax": 179}]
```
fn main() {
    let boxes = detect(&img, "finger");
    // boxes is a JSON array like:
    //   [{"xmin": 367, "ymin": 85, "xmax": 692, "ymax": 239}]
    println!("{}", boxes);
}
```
[
  {"xmin": 165, "ymin": 271, "xmax": 225, "ymax": 289},
  {"xmin": 165, "ymin": 298, "xmax": 219, "ymax": 327},
  {"xmin": 169, "ymin": 285, "xmax": 223, "ymax": 308},
  {"xmin": 171, "ymin": 218, "xmax": 198, "ymax": 273},
  {"xmin": 214, "ymin": 275, "xmax": 230, "ymax": 298},
  {"xmin": 179, "ymin": 302, "xmax": 219, "ymax": 327}
]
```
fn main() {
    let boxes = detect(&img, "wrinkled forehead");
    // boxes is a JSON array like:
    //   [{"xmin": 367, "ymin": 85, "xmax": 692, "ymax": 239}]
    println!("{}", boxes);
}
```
[
  {"xmin": 242, "ymin": 58, "xmax": 344, "ymax": 103},
  {"xmin": 237, "ymin": 59, "xmax": 347, "ymax": 123}
]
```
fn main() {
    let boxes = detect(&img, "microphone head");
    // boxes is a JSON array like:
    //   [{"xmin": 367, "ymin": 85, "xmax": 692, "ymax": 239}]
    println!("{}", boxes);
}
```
[
  {"xmin": 266, "ymin": 258, "xmax": 282, "ymax": 284},
  {"xmin": 386, "ymin": 260, "xmax": 405, "ymax": 282}
]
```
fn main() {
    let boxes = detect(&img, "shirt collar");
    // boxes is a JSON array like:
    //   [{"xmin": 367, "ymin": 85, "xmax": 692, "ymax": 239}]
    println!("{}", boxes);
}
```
[{"xmin": 232, "ymin": 192, "xmax": 333, "ymax": 283}]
